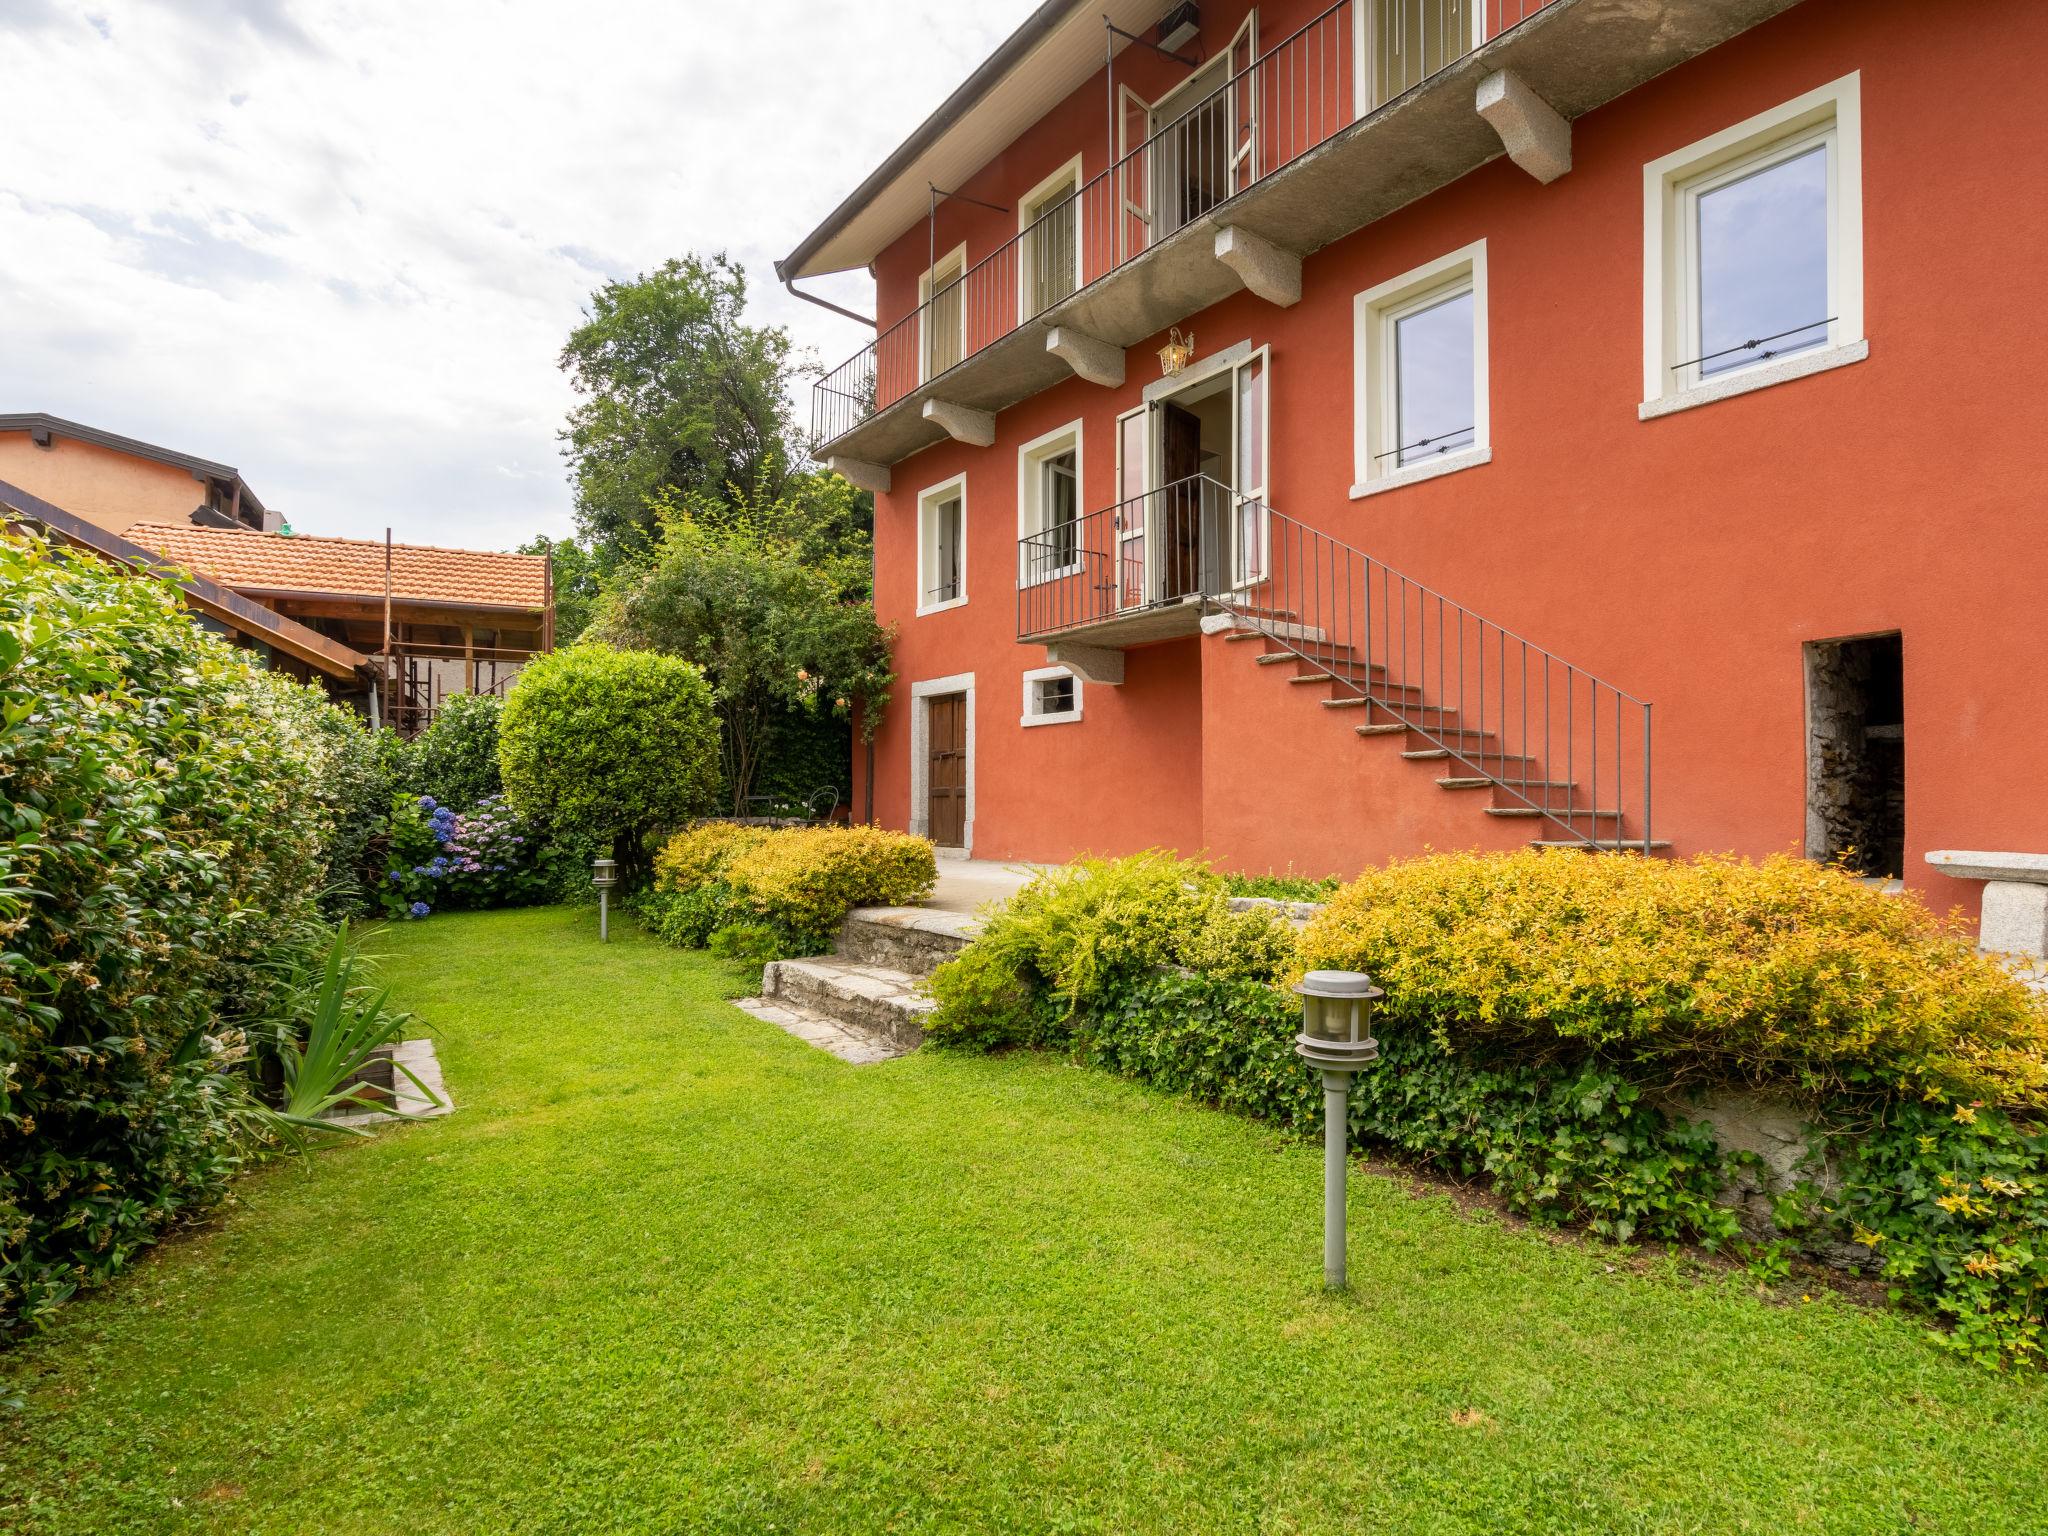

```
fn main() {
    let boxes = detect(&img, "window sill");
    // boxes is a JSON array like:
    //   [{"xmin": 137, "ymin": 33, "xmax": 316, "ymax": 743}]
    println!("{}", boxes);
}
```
[
  {"xmin": 1640, "ymin": 338, "xmax": 1868, "ymax": 421},
  {"xmin": 1349, "ymin": 446, "xmax": 1491, "ymax": 501},
  {"xmin": 1020, "ymin": 711, "xmax": 1083, "ymax": 728},
  {"xmin": 916, "ymin": 595, "xmax": 968, "ymax": 618}
]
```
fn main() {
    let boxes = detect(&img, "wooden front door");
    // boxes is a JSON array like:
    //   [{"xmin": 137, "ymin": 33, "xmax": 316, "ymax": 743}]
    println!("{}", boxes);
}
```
[
  {"xmin": 1161, "ymin": 401, "xmax": 1204, "ymax": 599},
  {"xmin": 927, "ymin": 693, "xmax": 967, "ymax": 848}
]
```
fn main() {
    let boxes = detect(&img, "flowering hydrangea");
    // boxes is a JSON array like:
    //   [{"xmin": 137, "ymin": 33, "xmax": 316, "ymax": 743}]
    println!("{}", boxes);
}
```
[{"xmin": 379, "ymin": 790, "xmax": 549, "ymax": 919}]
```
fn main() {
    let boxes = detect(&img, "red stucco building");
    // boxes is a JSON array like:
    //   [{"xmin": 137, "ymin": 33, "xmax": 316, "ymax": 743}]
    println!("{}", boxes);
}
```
[{"xmin": 778, "ymin": 0, "xmax": 2047, "ymax": 918}]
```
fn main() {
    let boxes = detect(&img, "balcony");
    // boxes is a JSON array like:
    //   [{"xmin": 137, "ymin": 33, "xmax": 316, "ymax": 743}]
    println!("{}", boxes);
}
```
[{"xmin": 815, "ymin": 0, "xmax": 1804, "ymax": 480}]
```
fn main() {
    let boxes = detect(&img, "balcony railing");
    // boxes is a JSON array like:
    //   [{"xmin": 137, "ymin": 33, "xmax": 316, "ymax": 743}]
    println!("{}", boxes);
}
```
[
  {"xmin": 813, "ymin": 0, "xmax": 1555, "ymax": 448},
  {"xmin": 1017, "ymin": 473, "xmax": 1653, "ymax": 850}
]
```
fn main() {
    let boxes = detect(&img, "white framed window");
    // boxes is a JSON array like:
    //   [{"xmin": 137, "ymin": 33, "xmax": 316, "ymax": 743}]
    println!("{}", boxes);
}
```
[
  {"xmin": 1020, "ymin": 665, "xmax": 1083, "ymax": 727},
  {"xmin": 1351, "ymin": 239, "xmax": 1489, "ymax": 498},
  {"xmin": 1019, "ymin": 157, "xmax": 1083, "ymax": 319},
  {"xmin": 916, "ymin": 474, "xmax": 967, "ymax": 616},
  {"xmin": 919, "ymin": 243, "xmax": 967, "ymax": 382},
  {"xmin": 1017, "ymin": 419, "xmax": 1083, "ymax": 586},
  {"xmin": 1641, "ymin": 73, "xmax": 1864, "ymax": 419}
]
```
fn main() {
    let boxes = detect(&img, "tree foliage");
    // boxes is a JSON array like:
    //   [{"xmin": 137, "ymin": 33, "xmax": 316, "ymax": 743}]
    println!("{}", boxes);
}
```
[
  {"xmin": 517, "ymin": 534, "xmax": 608, "ymax": 644},
  {"xmin": 497, "ymin": 645, "xmax": 721, "ymax": 883},
  {"xmin": 592, "ymin": 505, "xmax": 893, "ymax": 813},
  {"xmin": 559, "ymin": 253, "xmax": 796, "ymax": 558}
]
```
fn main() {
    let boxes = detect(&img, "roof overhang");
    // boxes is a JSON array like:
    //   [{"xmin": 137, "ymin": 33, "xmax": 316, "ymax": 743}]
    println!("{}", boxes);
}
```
[
  {"xmin": 0, "ymin": 478, "xmax": 369, "ymax": 682},
  {"xmin": 778, "ymin": 0, "xmax": 1166, "ymax": 281}
]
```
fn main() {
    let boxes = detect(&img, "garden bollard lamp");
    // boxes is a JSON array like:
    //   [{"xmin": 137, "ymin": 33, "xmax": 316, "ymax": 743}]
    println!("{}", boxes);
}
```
[
  {"xmin": 1293, "ymin": 969, "xmax": 1383, "ymax": 1289},
  {"xmin": 592, "ymin": 857, "xmax": 618, "ymax": 942}
]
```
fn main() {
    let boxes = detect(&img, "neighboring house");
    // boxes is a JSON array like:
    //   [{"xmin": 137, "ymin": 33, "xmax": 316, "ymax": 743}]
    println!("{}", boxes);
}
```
[
  {"xmin": 0, "ymin": 413, "xmax": 552, "ymax": 734},
  {"xmin": 0, "ymin": 412, "xmax": 282, "ymax": 536},
  {"xmin": 779, "ymin": 0, "xmax": 2047, "ymax": 918},
  {"xmin": 131, "ymin": 522, "xmax": 551, "ymax": 735}
]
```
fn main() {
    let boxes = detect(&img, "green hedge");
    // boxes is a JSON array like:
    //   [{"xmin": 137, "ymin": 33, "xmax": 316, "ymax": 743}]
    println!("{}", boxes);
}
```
[
  {"xmin": 0, "ymin": 535, "xmax": 355, "ymax": 1328},
  {"xmin": 923, "ymin": 850, "xmax": 2048, "ymax": 1368}
]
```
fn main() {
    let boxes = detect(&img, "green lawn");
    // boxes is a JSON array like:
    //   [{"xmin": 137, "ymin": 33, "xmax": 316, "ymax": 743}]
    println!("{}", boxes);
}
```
[{"xmin": 3, "ymin": 907, "xmax": 2043, "ymax": 1534}]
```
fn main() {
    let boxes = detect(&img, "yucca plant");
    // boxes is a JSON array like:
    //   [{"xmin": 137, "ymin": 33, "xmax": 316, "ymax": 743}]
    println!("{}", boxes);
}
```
[{"xmin": 258, "ymin": 927, "xmax": 441, "ymax": 1146}]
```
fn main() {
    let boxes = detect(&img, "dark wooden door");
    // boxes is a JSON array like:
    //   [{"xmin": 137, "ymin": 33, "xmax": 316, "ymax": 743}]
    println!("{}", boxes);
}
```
[
  {"xmin": 1161, "ymin": 402, "xmax": 1203, "ymax": 598},
  {"xmin": 927, "ymin": 693, "xmax": 967, "ymax": 848}
]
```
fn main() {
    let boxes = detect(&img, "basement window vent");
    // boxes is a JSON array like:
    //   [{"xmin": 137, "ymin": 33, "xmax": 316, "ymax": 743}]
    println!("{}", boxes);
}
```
[
  {"xmin": 1021, "ymin": 666, "xmax": 1082, "ymax": 726},
  {"xmin": 1805, "ymin": 632, "xmax": 1904, "ymax": 879}
]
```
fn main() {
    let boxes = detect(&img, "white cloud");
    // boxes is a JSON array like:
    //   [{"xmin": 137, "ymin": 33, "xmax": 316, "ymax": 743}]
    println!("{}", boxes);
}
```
[{"xmin": 0, "ymin": 0, "xmax": 1032, "ymax": 546}]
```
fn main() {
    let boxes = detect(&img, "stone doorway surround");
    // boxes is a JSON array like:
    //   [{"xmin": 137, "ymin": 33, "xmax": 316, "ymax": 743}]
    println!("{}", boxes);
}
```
[{"xmin": 908, "ymin": 672, "xmax": 974, "ymax": 856}]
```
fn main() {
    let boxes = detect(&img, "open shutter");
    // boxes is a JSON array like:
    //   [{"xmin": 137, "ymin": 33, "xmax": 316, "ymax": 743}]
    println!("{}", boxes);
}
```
[
  {"xmin": 1118, "ymin": 86, "xmax": 1153, "ymax": 263},
  {"xmin": 1228, "ymin": 11, "xmax": 1259, "ymax": 193}
]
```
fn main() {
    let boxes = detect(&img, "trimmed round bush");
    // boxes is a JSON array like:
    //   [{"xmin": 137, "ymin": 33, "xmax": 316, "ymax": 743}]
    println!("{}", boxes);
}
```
[{"xmin": 498, "ymin": 645, "xmax": 720, "ymax": 877}]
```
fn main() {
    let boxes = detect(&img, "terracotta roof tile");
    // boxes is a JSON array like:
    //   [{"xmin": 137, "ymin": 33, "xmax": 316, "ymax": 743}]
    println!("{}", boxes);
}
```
[{"xmin": 129, "ymin": 523, "xmax": 547, "ymax": 611}]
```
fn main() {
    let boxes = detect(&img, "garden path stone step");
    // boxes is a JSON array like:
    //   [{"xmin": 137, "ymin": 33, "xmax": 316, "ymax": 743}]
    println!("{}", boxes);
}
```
[
  {"xmin": 733, "ymin": 995, "xmax": 905, "ymax": 1065},
  {"xmin": 836, "ymin": 906, "xmax": 977, "ymax": 977},
  {"xmin": 756, "ymin": 956, "xmax": 934, "ymax": 1055}
]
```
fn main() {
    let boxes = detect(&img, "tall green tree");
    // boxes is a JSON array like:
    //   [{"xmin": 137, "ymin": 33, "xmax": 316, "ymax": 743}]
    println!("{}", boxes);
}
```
[
  {"xmin": 558, "ymin": 253, "xmax": 796, "ymax": 557},
  {"xmin": 517, "ymin": 534, "xmax": 607, "ymax": 644},
  {"xmin": 593, "ymin": 513, "xmax": 893, "ymax": 814}
]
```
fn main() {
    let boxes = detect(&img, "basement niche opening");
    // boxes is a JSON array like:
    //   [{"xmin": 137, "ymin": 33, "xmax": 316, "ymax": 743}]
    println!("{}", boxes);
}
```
[{"xmin": 1804, "ymin": 632, "xmax": 1904, "ymax": 879}]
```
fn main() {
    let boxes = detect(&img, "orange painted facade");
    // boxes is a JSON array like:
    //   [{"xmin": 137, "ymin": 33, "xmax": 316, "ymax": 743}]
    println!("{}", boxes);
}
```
[
  {"xmin": 0, "ymin": 431, "xmax": 218, "ymax": 536},
  {"xmin": 852, "ymin": 0, "xmax": 2048, "ymax": 914}
]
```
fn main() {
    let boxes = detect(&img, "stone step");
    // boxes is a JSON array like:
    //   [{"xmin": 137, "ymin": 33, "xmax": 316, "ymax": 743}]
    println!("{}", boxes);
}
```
[
  {"xmin": 836, "ymin": 905, "xmax": 976, "ymax": 978},
  {"xmin": 732, "ymin": 996, "xmax": 906, "ymax": 1065},
  {"xmin": 760, "ymin": 956, "xmax": 933, "ymax": 1054}
]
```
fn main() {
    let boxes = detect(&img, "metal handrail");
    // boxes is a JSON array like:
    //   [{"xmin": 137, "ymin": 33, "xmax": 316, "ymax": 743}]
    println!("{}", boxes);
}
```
[
  {"xmin": 1016, "ymin": 471, "xmax": 1654, "ymax": 852},
  {"xmin": 813, "ymin": 0, "xmax": 1554, "ymax": 446}
]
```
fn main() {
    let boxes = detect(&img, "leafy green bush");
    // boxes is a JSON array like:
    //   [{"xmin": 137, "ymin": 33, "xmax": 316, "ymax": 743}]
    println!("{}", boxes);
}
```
[
  {"xmin": 923, "ymin": 853, "xmax": 1294, "ymax": 1048},
  {"xmin": 719, "ymin": 825, "xmax": 934, "ymax": 953},
  {"xmin": 314, "ymin": 717, "xmax": 414, "ymax": 916},
  {"xmin": 498, "ymin": 645, "xmax": 720, "ymax": 884},
  {"xmin": 1811, "ymin": 1099, "xmax": 2048, "ymax": 1370},
  {"xmin": 654, "ymin": 821, "xmax": 771, "ymax": 891},
  {"xmin": 411, "ymin": 692, "xmax": 505, "ymax": 812},
  {"xmin": 1296, "ymin": 851, "xmax": 2048, "ymax": 1109},
  {"xmin": 0, "ymin": 534, "xmax": 350, "ymax": 1329},
  {"xmin": 642, "ymin": 822, "xmax": 933, "ymax": 955}
]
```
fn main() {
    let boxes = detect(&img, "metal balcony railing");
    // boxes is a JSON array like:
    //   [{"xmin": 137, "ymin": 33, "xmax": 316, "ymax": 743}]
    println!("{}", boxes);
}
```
[
  {"xmin": 1017, "ymin": 472, "xmax": 1654, "ymax": 851},
  {"xmin": 813, "ymin": 0, "xmax": 1556, "ymax": 447}
]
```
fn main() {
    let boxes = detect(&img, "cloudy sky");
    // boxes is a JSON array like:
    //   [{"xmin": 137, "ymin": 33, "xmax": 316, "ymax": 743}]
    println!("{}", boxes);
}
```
[{"xmin": 0, "ymin": 0, "xmax": 1036, "ymax": 546}]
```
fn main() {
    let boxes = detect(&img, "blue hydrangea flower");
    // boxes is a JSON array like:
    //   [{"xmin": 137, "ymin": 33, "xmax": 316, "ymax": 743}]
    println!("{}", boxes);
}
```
[
  {"xmin": 419, "ymin": 796, "xmax": 437, "ymax": 811},
  {"xmin": 408, "ymin": 901, "xmax": 430, "ymax": 918}
]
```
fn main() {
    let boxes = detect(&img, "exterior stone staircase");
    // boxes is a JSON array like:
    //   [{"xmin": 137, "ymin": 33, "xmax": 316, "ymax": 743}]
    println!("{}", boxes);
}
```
[
  {"xmin": 1218, "ymin": 620, "xmax": 1671, "ymax": 853},
  {"xmin": 737, "ymin": 905, "xmax": 976, "ymax": 1063}
]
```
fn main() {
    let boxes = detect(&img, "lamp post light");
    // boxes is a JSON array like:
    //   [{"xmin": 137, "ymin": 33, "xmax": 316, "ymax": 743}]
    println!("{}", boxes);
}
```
[
  {"xmin": 1293, "ymin": 969, "xmax": 1383, "ymax": 1289},
  {"xmin": 591, "ymin": 857, "xmax": 618, "ymax": 942}
]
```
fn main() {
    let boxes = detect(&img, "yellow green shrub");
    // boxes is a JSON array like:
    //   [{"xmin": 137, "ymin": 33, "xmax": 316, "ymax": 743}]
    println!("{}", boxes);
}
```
[
  {"xmin": 1296, "ymin": 850, "xmax": 2048, "ymax": 1109},
  {"xmin": 722, "ymin": 825, "xmax": 937, "ymax": 949},
  {"xmin": 652, "ymin": 821, "xmax": 771, "ymax": 893}
]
